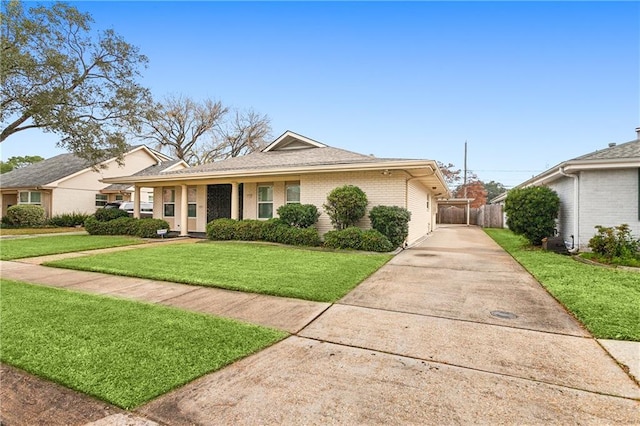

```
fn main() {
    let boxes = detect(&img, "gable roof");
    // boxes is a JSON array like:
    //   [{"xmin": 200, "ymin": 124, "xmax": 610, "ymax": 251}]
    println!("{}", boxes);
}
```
[
  {"xmin": 0, "ymin": 145, "xmax": 173, "ymax": 189},
  {"xmin": 492, "ymin": 136, "xmax": 640, "ymax": 201},
  {"xmin": 0, "ymin": 152, "xmax": 90, "ymax": 189},
  {"xmin": 102, "ymin": 131, "xmax": 451, "ymax": 197},
  {"xmin": 102, "ymin": 159, "xmax": 187, "ymax": 192}
]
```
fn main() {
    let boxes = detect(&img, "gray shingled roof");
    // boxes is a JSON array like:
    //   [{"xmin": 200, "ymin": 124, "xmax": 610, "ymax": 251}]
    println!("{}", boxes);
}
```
[
  {"xmin": 572, "ymin": 139, "xmax": 640, "ymax": 161},
  {"xmin": 0, "ymin": 153, "xmax": 91, "ymax": 188},
  {"xmin": 163, "ymin": 146, "xmax": 406, "ymax": 176},
  {"xmin": 102, "ymin": 159, "xmax": 184, "ymax": 191}
]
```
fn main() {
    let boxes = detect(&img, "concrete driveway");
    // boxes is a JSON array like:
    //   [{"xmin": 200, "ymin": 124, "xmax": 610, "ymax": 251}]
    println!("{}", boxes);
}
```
[{"xmin": 139, "ymin": 226, "xmax": 639, "ymax": 425}]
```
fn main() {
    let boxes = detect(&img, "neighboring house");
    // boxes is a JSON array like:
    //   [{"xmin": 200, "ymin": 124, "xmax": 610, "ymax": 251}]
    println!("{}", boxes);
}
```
[
  {"xmin": 103, "ymin": 131, "xmax": 451, "ymax": 245},
  {"xmin": 492, "ymin": 129, "xmax": 640, "ymax": 249},
  {"xmin": 0, "ymin": 145, "xmax": 187, "ymax": 218}
]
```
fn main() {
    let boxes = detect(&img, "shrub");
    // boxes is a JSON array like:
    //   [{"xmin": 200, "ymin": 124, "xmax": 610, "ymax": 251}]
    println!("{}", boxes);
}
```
[
  {"xmin": 136, "ymin": 218, "xmax": 171, "ymax": 238},
  {"xmin": 84, "ymin": 216, "xmax": 138, "ymax": 236},
  {"xmin": 277, "ymin": 226, "xmax": 321, "ymax": 247},
  {"xmin": 323, "ymin": 185, "xmax": 368, "ymax": 230},
  {"xmin": 588, "ymin": 224, "xmax": 640, "ymax": 261},
  {"xmin": 234, "ymin": 220, "xmax": 264, "ymax": 241},
  {"xmin": 369, "ymin": 205, "xmax": 411, "ymax": 248},
  {"xmin": 206, "ymin": 218, "xmax": 237, "ymax": 240},
  {"xmin": 504, "ymin": 186, "xmax": 560, "ymax": 245},
  {"xmin": 48, "ymin": 212, "xmax": 90, "ymax": 227},
  {"xmin": 276, "ymin": 204, "xmax": 320, "ymax": 228},
  {"xmin": 260, "ymin": 218, "xmax": 287, "ymax": 242},
  {"xmin": 95, "ymin": 207, "xmax": 129, "ymax": 222},
  {"xmin": 4, "ymin": 205, "xmax": 46, "ymax": 227},
  {"xmin": 323, "ymin": 227, "xmax": 392, "ymax": 252},
  {"xmin": 360, "ymin": 229, "xmax": 394, "ymax": 252}
]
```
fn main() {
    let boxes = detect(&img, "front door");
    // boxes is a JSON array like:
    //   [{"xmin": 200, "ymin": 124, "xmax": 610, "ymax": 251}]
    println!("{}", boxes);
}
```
[{"xmin": 207, "ymin": 184, "xmax": 232, "ymax": 222}]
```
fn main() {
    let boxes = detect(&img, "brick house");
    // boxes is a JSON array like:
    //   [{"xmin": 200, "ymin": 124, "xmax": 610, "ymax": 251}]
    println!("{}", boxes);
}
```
[
  {"xmin": 103, "ymin": 131, "xmax": 451, "ymax": 245},
  {"xmin": 492, "ymin": 129, "xmax": 640, "ymax": 249},
  {"xmin": 0, "ymin": 145, "xmax": 186, "ymax": 218}
]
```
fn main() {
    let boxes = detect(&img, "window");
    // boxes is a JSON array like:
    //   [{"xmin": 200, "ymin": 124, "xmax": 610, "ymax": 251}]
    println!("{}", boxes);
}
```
[
  {"xmin": 95, "ymin": 194, "xmax": 108, "ymax": 207},
  {"xmin": 19, "ymin": 191, "xmax": 42, "ymax": 205},
  {"xmin": 148, "ymin": 195, "xmax": 154, "ymax": 203},
  {"xmin": 163, "ymin": 188, "xmax": 175, "ymax": 217},
  {"xmin": 257, "ymin": 185, "xmax": 273, "ymax": 219},
  {"xmin": 286, "ymin": 182, "xmax": 300, "ymax": 204},
  {"xmin": 187, "ymin": 186, "xmax": 197, "ymax": 218},
  {"xmin": 115, "ymin": 194, "xmax": 124, "ymax": 201}
]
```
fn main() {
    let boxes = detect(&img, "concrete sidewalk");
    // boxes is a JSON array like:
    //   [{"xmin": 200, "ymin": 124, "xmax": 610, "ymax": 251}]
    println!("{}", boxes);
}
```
[{"xmin": 1, "ymin": 225, "xmax": 638, "ymax": 425}]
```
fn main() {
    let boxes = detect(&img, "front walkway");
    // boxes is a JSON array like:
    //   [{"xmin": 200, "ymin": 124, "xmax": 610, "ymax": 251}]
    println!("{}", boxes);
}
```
[{"xmin": 1, "ymin": 225, "xmax": 638, "ymax": 425}]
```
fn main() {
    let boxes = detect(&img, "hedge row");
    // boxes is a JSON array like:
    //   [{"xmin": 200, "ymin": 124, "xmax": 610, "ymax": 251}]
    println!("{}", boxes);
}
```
[
  {"xmin": 84, "ymin": 216, "xmax": 170, "ymax": 238},
  {"xmin": 206, "ymin": 218, "xmax": 321, "ymax": 247},
  {"xmin": 206, "ymin": 219, "xmax": 394, "ymax": 252}
]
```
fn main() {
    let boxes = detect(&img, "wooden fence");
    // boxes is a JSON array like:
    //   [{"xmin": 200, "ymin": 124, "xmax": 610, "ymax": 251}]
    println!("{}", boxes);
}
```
[{"xmin": 437, "ymin": 204, "xmax": 504, "ymax": 228}]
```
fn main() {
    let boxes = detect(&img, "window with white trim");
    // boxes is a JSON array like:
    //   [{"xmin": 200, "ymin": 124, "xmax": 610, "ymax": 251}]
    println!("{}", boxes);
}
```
[
  {"xmin": 187, "ymin": 186, "xmax": 197, "ymax": 218},
  {"xmin": 95, "ymin": 194, "xmax": 107, "ymax": 207},
  {"xmin": 286, "ymin": 182, "xmax": 300, "ymax": 204},
  {"xmin": 257, "ymin": 185, "xmax": 273, "ymax": 219},
  {"xmin": 115, "ymin": 194, "xmax": 124, "ymax": 202},
  {"xmin": 163, "ymin": 188, "xmax": 175, "ymax": 217},
  {"xmin": 19, "ymin": 191, "xmax": 42, "ymax": 205}
]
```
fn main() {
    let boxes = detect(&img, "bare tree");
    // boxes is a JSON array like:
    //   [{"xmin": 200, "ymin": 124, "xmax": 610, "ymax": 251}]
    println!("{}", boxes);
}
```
[
  {"xmin": 137, "ymin": 95, "xmax": 228, "ymax": 163},
  {"xmin": 190, "ymin": 109, "xmax": 272, "ymax": 165}
]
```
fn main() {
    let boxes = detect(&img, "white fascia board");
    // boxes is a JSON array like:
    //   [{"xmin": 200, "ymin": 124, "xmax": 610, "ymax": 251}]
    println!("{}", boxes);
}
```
[
  {"xmin": 262, "ymin": 131, "xmax": 327, "ymax": 152},
  {"xmin": 102, "ymin": 160, "xmax": 440, "ymax": 185}
]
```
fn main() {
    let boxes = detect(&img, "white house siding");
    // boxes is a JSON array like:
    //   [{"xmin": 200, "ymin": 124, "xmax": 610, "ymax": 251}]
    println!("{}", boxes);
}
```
[
  {"xmin": 407, "ymin": 179, "xmax": 432, "ymax": 245},
  {"xmin": 578, "ymin": 169, "xmax": 639, "ymax": 248},
  {"xmin": 300, "ymin": 171, "xmax": 408, "ymax": 236},
  {"xmin": 547, "ymin": 176, "xmax": 576, "ymax": 246}
]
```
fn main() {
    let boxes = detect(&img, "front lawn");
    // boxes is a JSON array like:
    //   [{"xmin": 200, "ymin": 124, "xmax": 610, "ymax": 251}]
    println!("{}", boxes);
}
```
[
  {"xmin": 0, "ymin": 280, "xmax": 287, "ymax": 409},
  {"xmin": 485, "ymin": 228, "xmax": 640, "ymax": 341},
  {"xmin": 0, "ymin": 227, "xmax": 81, "ymax": 236},
  {"xmin": 0, "ymin": 234, "xmax": 145, "ymax": 260},
  {"xmin": 45, "ymin": 241, "xmax": 392, "ymax": 302}
]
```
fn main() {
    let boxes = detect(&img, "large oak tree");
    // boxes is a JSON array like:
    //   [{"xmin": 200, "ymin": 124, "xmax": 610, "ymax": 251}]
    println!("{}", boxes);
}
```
[{"xmin": 1, "ymin": 1, "xmax": 151, "ymax": 164}]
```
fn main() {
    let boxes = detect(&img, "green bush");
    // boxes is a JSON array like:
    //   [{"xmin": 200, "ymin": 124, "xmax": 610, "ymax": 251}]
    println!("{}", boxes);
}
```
[
  {"xmin": 588, "ymin": 224, "xmax": 640, "ymax": 261},
  {"xmin": 360, "ymin": 229, "xmax": 394, "ymax": 252},
  {"xmin": 276, "ymin": 204, "xmax": 320, "ymax": 228},
  {"xmin": 323, "ymin": 227, "xmax": 392, "ymax": 252},
  {"xmin": 234, "ymin": 220, "xmax": 264, "ymax": 241},
  {"xmin": 4, "ymin": 205, "xmax": 46, "ymax": 227},
  {"xmin": 136, "ymin": 218, "xmax": 170, "ymax": 238},
  {"xmin": 369, "ymin": 205, "xmax": 411, "ymax": 248},
  {"xmin": 277, "ymin": 226, "xmax": 321, "ymax": 247},
  {"xmin": 504, "ymin": 186, "xmax": 560, "ymax": 245},
  {"xmin": 84, "ymin": 216, "xmax": 138, "ymax": 236},
  {"xmin": 206, "ymin": 218, "xmax": 237, "ymax": 240},
  {"xmin": 323, "ymin": 185, "xmax": 368, "ymax": 230},
  {"xmin": 47, "ymin": 212, "xmax": 90, "ymax": 227},
  {"xmin": 95, "ymin": 207, "xmax": 129, "ymax": 222},
  {"xmin": 260, "ymin": 218, "xmax": 287, "ymax": 242}
]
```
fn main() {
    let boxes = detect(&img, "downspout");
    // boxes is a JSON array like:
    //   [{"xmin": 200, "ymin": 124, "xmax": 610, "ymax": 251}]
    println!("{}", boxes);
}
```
[
  {"xmin": 405, "ymin": 168, "xmax": 436, "ymax": 248},
  {"xmin": 559, "ymin": 166, "xmax": 579, "ymax": 253}
]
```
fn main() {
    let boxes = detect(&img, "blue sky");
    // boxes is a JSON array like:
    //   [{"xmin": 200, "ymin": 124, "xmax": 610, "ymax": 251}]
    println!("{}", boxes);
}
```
[{"xmin": 2, "ymin": 1, "xmax": 639, "ymax": 188}]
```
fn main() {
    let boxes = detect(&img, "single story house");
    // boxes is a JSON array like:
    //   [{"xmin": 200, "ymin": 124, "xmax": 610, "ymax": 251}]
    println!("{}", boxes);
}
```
[
  {"xmin": 103, "ymin": 131, "xmax": 451, "ymax": 245},
  {"xmin": 0, "ymin": 145, "xmax": 187, "ymax": 218},
  {"xmin": 492, "ymin": 129, "xmax": 640, "ymax": 249}
]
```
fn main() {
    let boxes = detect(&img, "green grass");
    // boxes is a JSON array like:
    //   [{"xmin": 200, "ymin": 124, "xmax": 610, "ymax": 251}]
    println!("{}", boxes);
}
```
[
  {"xmin": 485, "ymin": 228, "xmax": 640, "ymax": 341},
  {"xmin": 45, "ymin": 241, "xmax": 392, "ymax": 302},
  {"xmin": 0, "ymin": 234, "xmax": 145, "ymax": 260},
  {"xmin": 0, "ymin": 280, "xmax": 287, "ymax": 409},
  {"xmin": 0, "ymin": 227, "xmax": 80, "ymax": 236}
]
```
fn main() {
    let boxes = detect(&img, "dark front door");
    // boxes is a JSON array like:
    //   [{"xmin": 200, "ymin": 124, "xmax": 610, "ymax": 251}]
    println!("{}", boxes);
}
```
[{"xmin": 207, "ymin": 184, "xmax": 232, "ymax": 222}]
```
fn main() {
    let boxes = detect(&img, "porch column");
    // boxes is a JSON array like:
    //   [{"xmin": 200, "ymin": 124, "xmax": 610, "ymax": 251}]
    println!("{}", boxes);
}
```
[
  {"xmin": 133, "ymin": 186, "xmax": 141, "ymax": 219},
  {"xmin": 180, "ymin": 184, "xmax": 188, "ymax": 236},
  {"xmin": 231, "ymin": 182, "xmax": 239, "ymax": 220}
]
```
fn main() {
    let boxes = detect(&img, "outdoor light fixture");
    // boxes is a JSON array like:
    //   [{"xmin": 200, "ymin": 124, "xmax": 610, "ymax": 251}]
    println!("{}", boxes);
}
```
[{"xmin": 381, "ymin": 169, "xmax": 391, "ymax": 176}]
